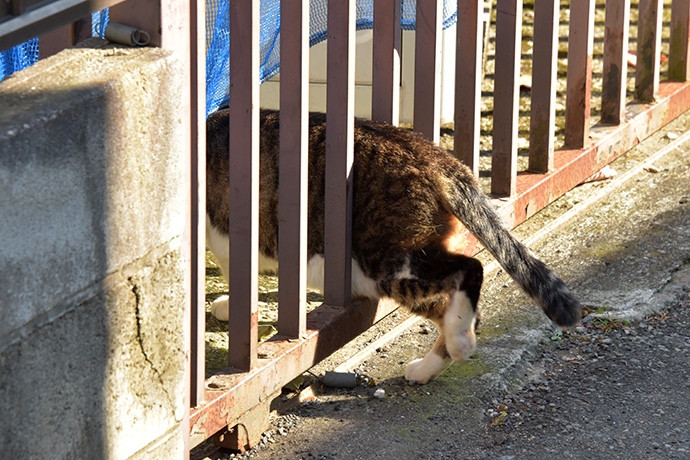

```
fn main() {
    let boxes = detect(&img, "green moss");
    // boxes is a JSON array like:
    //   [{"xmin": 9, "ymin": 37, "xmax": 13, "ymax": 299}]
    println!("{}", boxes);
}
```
[{"xmin": 443, "ymin": 355, "xmax": 494, "ymax": 381}]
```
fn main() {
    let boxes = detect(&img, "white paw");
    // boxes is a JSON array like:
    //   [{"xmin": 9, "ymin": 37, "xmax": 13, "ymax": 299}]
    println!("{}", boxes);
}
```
[
  {"xmin": 404, "ymin": 354, "xmax": 452, "ymax": 384},
  {"xmin": 211, "ymin": 295, "xmax": 230, "ymax": 321},
  {"xmin": 446, "ymin": 329, "xmax": 476, "ymax": 361}
]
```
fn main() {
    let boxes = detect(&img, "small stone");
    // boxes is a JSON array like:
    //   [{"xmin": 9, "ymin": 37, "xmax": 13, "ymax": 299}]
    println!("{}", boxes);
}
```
[
  {"xmin": 667, "ymin": 132, "xmax": 679, "ymax": 140},
  {"xmin": 373, "ymin": 388, "xmax": 386, "ymax": 399}
]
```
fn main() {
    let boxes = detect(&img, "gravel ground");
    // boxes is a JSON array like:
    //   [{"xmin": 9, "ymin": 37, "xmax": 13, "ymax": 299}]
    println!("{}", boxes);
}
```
[
  {"xmin": 479, "ymin": 291, "xmax": 690, "ymax": 459},
  {"xmin": 197, "ymin": 276, "xmax": 690, "ymax": 460}
]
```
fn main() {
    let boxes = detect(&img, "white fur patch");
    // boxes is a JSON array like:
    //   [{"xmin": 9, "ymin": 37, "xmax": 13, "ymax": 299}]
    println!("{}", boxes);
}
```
[
  {"xmin": 444, "ymin": 291, "xmax": 477, "ymax": 361},
  {"xmin": 206, "ymin": 214, "xmax": 230, "ymax": 278},
  {"xmin": 404, "ymin": 353, "xmax": 453, "ymax": 384},
  {"xmin": 306, "ymin": 254, "xmax": 380, "ymax": 299},
  {"xmin": 306, "ymin": 254, "xmax": 325, "ymax": 292},
  {"xmin": 394, "ymin": 258, "xmax": 416, "ymax": 280},
  {"xmin": 206, "ymin": 214, "xmax": 279, "ymax": 276},
  {"xmin": 259, "ymin": 253, "xmax": 279, "ymax": 274},
  {"xmin": 211, "ymin": 295, "xmax": 229, "ymax": 321}
]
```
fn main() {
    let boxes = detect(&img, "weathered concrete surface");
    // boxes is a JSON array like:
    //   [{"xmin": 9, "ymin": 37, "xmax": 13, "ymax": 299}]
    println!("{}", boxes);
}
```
[
  {"xmin": 0, "ymin": 39, "xmax": 187, "ymax": 460},
  {"xmin": 206, "ymin": 110, "xmax": 690, "ymax": 460}
]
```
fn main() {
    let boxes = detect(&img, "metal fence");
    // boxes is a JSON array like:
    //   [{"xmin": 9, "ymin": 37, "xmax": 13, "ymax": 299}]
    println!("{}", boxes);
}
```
[{"xmin": 190, "ymin": 0, "xmax": 690, "ymax": 452}]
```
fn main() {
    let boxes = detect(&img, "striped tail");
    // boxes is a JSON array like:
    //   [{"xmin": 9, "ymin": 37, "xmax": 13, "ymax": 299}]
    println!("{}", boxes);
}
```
[{"xmin": 446, "ymin": 170, "xmax": 581, "ymax": 327}]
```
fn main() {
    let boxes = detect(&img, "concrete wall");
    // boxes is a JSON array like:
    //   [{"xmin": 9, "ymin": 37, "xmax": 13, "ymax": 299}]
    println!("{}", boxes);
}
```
[{"xmin": 0, "ymin": 39, "xmax": 187, "ymax": 459}]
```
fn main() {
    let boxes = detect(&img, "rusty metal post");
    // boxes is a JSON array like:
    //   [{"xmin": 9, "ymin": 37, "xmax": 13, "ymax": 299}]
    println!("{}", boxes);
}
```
[
  {"xmin": 564, "ymin": 0, "xmax": 594, "ymax": 148},
  {"xmin": 325, "ymin": 0, "xmax": 355, "ymax": 308},
  {"xmin": 413, "ymin": 0, "xmax": 442, "ymax": 144},
  {"xmin": 228, "ymin": 0, "xmax": 260, "ymax": 371},
  {"xmin": 635, "ymin": 0, "xmax": 663, "ymax": 102},
  {"xmin": 669, "ymin": 0, "xmax": 690, "ymax": 81},
  {"xmin": 454, "ymin": 0, "xmax": 483, "ymax": 176},
  {"xmin": 278, "ymin": 0, "xmax": 309, "ymax": 338},
  {"xmin": 492, "ymin": 0, "xmax": 522, "ymax": 197},
  {"xmin": 601, "ymin": 0, "xmax": 630, "ymax": 125},
  {"xmin": 189, "ymin": 0, "xmax": 206, "ymax": 410},
  {"xmin": 38, "ymin": 22, "xmax": 73, "ymax": 58},
  {"xmin": 372, "ymin": 0, "xmax": 401, "ymax": 125},
  {"xmin": 212, "ymin": 390, "xmax": 281, "ymax": 452},
  {"xmin": 528, "ymin": 0, "xmax": 559, "ymax": 173},
  {"xmin": 38, "ymin": 16, "xmax": 91, "ymax": 59}
]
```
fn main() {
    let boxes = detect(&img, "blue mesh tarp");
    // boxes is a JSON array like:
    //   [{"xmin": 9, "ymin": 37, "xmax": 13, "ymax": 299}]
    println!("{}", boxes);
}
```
[
  {"xmin": 1, "ymin": 39, "xmax": 39, "ymax": 82},
  {"xmin": 1, "ymin": 1, "xmax": 459, "ymax": 113},
  {"xmin": 92, "ymin": 10, "xmax": 110, "ymax": 38},
  {"xmin": 0, "ymin": 11, "xmax": 110, "ymax": 82},
  {"xmin": 206, "ymin": 0, "xmax": 459, "ymax": 116}
]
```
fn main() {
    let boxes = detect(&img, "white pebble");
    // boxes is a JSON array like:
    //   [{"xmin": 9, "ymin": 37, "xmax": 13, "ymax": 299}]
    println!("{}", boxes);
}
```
[{"xmin": 373, "ymin": 388, "xmax": 386, "ymax": 399}]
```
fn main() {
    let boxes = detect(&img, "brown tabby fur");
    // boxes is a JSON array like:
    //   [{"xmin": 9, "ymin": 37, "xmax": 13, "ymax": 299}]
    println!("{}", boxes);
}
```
[{"xmin": 206, "ymin": 109, "xmax": 580, "ymax": 383}]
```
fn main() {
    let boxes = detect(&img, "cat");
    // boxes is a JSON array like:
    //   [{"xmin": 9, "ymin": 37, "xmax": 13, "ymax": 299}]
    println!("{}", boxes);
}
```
[{"xmin": 205, "ymin": 109, "xmax": 581, "ymax": 384}]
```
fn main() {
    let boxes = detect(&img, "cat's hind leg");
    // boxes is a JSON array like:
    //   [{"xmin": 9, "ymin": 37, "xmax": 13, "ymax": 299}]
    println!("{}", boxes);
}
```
[
  {"xmin": 443, "ymin": 290, "xmax": 478, "ymax": 362},
  {"xmin": 380, "ymin": 251, "xmax": 483, "ymax": 383},
  {"xmin": 403, "ymin": 292, "xmax": 478, "ymax": 384},
  {"xmin": 206, "ymin": 215, "xmax": 231, "ymax": 321},
  {"xmin": 404, "ymin": 331, "xmax": 453, "ymax": 384}
]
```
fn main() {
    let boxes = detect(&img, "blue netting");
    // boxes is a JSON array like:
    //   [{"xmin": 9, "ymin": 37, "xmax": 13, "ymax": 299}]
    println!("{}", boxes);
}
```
[
  {"xmin": 2, "ymin": 1, "xmax": 459, "ymax": 112},
  {"xmin": 0, "ymin": 11, "xmax": 110, "ymax": 82},
  {"xmin": 0, "ymin": 38, "xmax": 39, "ymax": 82},
  {"xmin": 206, "ymin": 0, "xmax": 459, "ymax": 116},
  {"xmin": 92, "ymin": 10, "xmax": 110, "ymax": 38}
]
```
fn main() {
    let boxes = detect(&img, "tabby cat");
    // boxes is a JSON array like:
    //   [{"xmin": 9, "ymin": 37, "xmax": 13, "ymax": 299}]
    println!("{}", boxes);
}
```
[{"xmin": 206, "ymin": 109, "xmax": 581, "ymax": 384}]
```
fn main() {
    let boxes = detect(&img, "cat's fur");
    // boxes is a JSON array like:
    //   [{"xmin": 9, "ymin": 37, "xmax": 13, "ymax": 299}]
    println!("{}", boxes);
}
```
[{"xmin": 206, "ymin": 109, "xmax": 581, "ymax": 383}]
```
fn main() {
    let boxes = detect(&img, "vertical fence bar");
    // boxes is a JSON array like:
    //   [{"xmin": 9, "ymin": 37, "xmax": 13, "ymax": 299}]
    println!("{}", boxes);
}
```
[
  {"xmin": 454, "ymin": 0, "xmax": 483, "ymax": 176},
  {"xmin": 669, "ymin": 0, "xmax": 690, "ymax": 81},
  {"xmin": 601, "ymin": 0, "xmax": 630, "ymax": 125},
  {"xmin": 189, "ymin": 0, "xmax": 206, "ymax": 409},
  {"xmin": 635, "ymin": 0, "xmax": 663, "ymax": 102},
  {"xmin": 491, "ymin": 0, "xmax": 522, "ymax": 197},
  {"xmin": 38, "ymin": 17, "xmax": 91, "ymax": 59},
  {"xmin": 38, "ymin": 23, "xmax": 73, "ymax": 58},
  {"xmin": 278, "ymin": 0, "xmax": 309, "ymax": 338},
  {"xmin": 564, "ymin": 0, "xmax": 594, "ymax": 148},
  {"xmin": 372, "ymin": 0, "xmax": 402, "ymax": 125},
  {"xmin": 228, "ymin": 0, "xmax": 259, "ymax": 371},
  {"xmin": 325, "ymin": 0, "xmax": 355, "ymax": 308},
  {"xmin": 528, "ymin": 0, "xmax": 559, "ymax": 173},
  {"xmin": 413, "ymin": 0, "xmax": 442, "ymax": 144}
]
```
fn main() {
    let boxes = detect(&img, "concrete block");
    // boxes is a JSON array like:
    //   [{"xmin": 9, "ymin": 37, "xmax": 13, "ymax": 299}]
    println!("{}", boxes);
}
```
[
  {"xmin": 0, "ymin": 38, "xmax": 185, "ymax": 338},
  {"xmin": 0, "ymin": 243, "xmax": 185, "ymax": 460},
  {"xmin": 0, "ymin": 39, "xmax": 188, "ymax": 459}
]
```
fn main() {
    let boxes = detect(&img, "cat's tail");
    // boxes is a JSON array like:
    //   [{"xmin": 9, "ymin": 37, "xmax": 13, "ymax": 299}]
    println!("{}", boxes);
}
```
[{"xmin": 445, "ymin": 169, "xmax": 581, "ymax": 327}]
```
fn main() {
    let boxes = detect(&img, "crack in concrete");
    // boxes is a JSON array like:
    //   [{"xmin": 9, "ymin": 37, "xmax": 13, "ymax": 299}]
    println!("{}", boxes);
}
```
[{"xmin": 127, "ymin": 277, "xmax": 179, "ymax": 421}]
